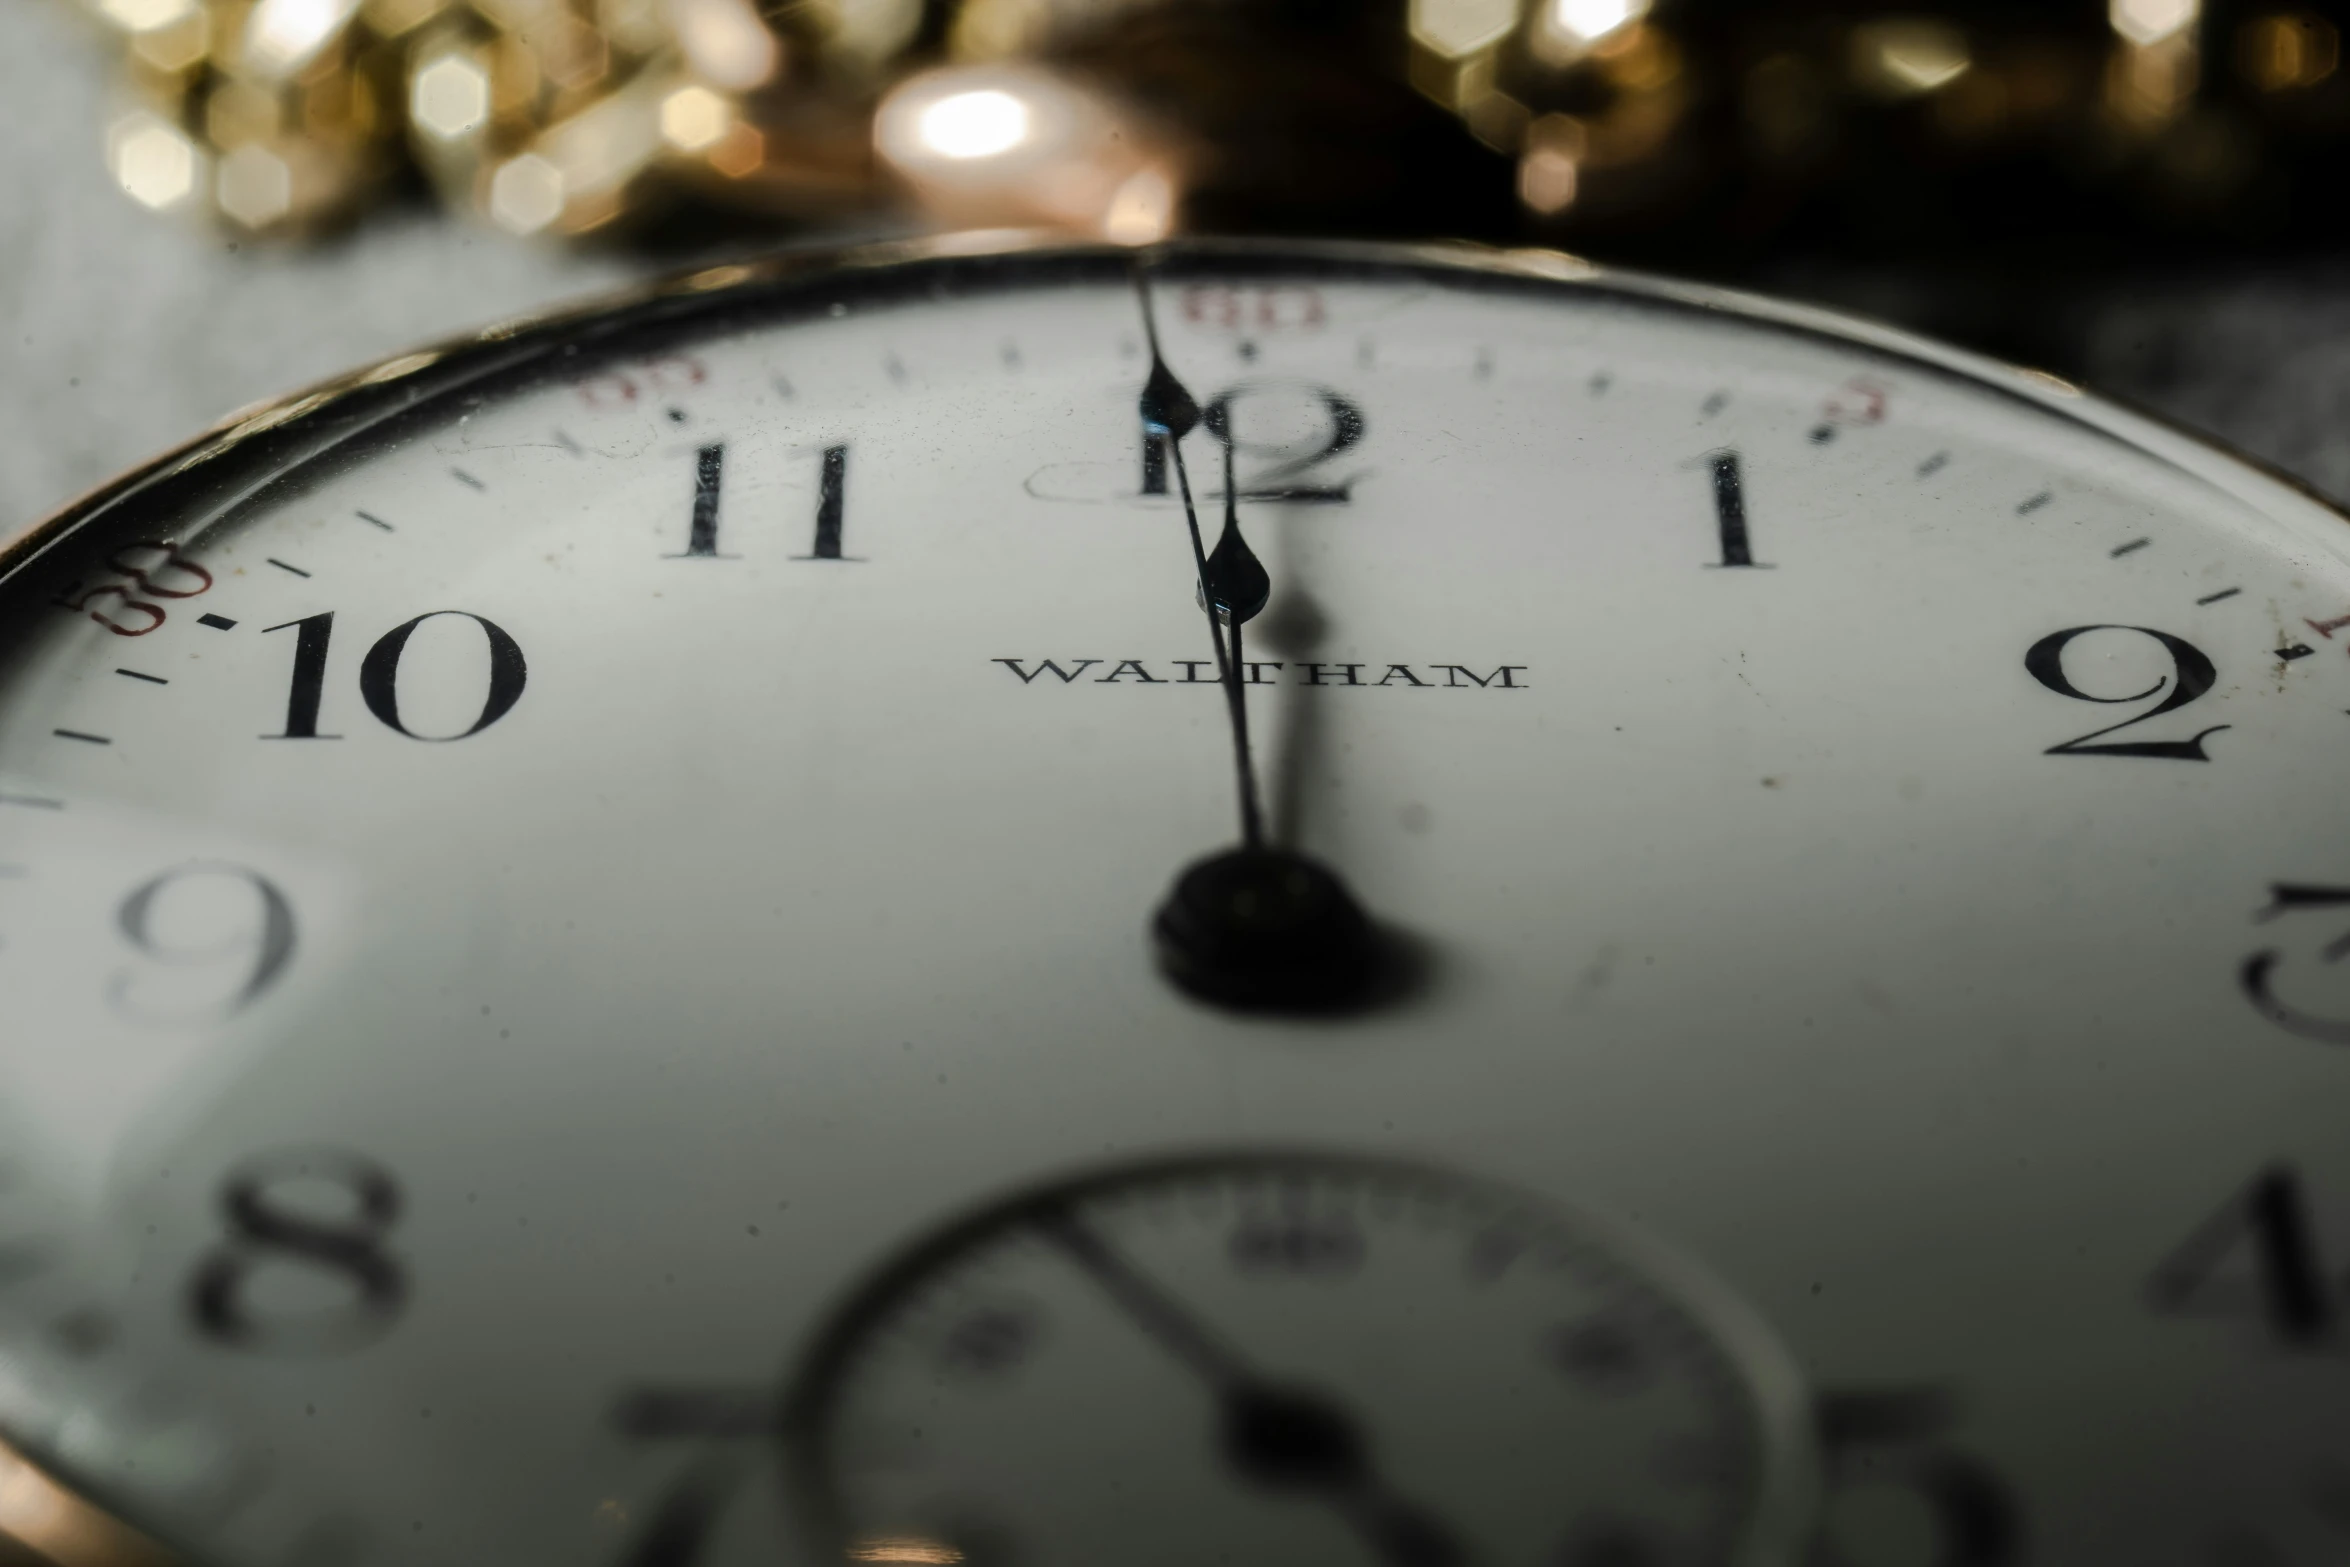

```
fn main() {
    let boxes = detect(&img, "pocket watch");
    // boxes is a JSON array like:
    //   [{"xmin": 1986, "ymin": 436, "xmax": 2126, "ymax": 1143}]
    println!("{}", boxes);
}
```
[{"xmin": 5, "ymin": 233, "xmax": 2350, "ymax": 1567}]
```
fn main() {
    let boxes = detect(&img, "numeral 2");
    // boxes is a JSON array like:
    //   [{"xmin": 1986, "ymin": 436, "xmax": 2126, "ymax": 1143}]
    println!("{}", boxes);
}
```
[
  {"xmin": 2024, "ymin": 624, "xmax": 2227, "ymax": 760},
  {"xmin": 668, "ymin": 442, "xmax": 852, "ymax": 560}
]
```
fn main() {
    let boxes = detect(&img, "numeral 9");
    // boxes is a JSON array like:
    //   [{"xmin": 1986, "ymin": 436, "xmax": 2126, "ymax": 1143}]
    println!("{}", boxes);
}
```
[{"xmin": 109, "ymin": 864, "xmax": 296, "ymax": 1025}]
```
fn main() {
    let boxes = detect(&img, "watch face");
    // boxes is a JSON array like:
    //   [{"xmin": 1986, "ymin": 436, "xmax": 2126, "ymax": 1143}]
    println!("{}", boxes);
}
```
[{"xmin": 1, "ymin": 237, "xmax": 2348, "ymax": 1567}]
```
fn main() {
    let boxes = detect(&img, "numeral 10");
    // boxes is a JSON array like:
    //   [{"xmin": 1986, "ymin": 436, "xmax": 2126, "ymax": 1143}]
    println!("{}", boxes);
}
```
[
  {"xmin": 669, "ymin": 442, "xmax": 851, "ymax": 561},
  {"xmin": 263, "ymin": 611, "xmax": 527, "ymax": 742}
]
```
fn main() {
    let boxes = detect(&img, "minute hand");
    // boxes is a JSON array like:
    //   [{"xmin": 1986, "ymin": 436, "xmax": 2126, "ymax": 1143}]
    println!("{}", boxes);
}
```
[{"xmin": 1132, "ymin": 265, "xmax": 1380, "ymax": 1014}]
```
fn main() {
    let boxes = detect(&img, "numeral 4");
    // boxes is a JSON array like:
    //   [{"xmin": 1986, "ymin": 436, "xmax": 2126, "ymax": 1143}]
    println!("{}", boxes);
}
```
[{"xmin": 2148, "ymin": 1165, "xmax": 2341, "ymax": 1345}]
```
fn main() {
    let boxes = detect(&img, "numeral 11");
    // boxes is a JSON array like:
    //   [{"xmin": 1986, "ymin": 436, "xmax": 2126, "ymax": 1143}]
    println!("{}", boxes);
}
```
[{"xmin": 667, "ymin": 442, "xmax": 854, "ymax": 560}]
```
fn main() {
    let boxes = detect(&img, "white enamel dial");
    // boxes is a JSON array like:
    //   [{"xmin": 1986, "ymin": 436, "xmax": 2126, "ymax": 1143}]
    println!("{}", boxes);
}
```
[{"xmin": 2, "ymin": 239, "xmax": 2350, "ymax": 1567}]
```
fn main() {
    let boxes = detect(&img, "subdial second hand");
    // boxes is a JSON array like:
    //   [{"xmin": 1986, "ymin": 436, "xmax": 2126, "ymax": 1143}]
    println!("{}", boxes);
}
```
[{"xmin": 1036, "ymin": 1205, "xmax": 1467, "ymax": 1567}]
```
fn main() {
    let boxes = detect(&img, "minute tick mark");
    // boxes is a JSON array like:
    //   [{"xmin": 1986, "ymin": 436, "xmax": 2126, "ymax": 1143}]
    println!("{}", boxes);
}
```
[
  {"xmin": 2018, "ymin": 491, "xmax": 2053, "ymax": 515},
  {"xmin": 197, "ymin": 613, "xmax": 237, "ymax": 631},
  {"xmin": 884, "ymin": 354, "xmax": 908, "ymax": 385},
  {"xmin": 552, "ymin": 430, "xmax": 583, "ymax": 457},
  {"xmin": 451, "ymin": 468, "xmax": 486, "ymax": 491},
  {"xmin": 665, "ymin": 408, "xmax": 687, "ymax": 424},
  {"xmin": 267, "ymin": 558, "xmax": 311, "ymax": 579},
  {"xmin": 2197, "ymin": 588, "xmax": 2241, "ymax": 605},
  {"xmin": 355, "ymin": 510, "xmax": 394, "ymax": 530},
  {"xmin": 115, "ymin": 669, "xmax": 167, "ymax": 685},
  {"xmin": 1917, "ymin": 452, "xmax": 1949, "ymax": 478},
  {"xmin": 53, "ymin": 730, "xmax": 109, "ymax": 746},
  {"xmin": 2280, "ymin": 644, "xmax": 2317, "ymax": 663},
  {"xmin": 2111, "ymin": 538, "xmax": 2152, "ymax": 558},
  {"xmin": 0, "ymin": 796, "xmax": 64, "ymax": 811},
  {"xmin": 1700, "ymin": 391, "xmax": 1728, "ymax": 418}
]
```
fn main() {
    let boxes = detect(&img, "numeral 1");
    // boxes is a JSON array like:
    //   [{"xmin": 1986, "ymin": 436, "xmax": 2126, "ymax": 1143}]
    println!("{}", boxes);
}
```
[
  {"xmin": 1141, "ymin": 427, "xmax": 1169, "ymax": 496},
  {"xmin": 1705, "ymin": 451, "xmax": 1762, "ymax": 568},
  {"xmin": 805, "ymin": 444, "xmax": 848, "ymax": 560},
  {"xmin": 261, "ymin": 612, "xmax": 341, "ymax": 740},
  {"xmin": 669, "ymin": 444, "xmax": 730, "ymax": 559}
]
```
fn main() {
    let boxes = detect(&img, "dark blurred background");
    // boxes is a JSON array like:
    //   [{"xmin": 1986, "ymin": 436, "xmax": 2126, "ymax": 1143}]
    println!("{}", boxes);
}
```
[{"xmin": 11, "ymin": 0, "xmax": 2350, "ymax": 527}]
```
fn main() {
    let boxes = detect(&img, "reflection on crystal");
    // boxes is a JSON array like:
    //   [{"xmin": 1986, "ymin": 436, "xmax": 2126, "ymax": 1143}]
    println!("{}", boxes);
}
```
[
  {"xmin": 1549, "ymin": 0, "xmax": 1646, "ymax": 49},
  {"xmin": 412, "ymin": 50, "xmax": 492, "ymax": 141},
  {"xmin": 847, "ymin": 1539, "xmax": 965, "ymax": 1566},
  {"xmin": 2243, "ymin": 13, "xmax": 2339, "ymax": 90},
  {"xmin": 216, "ymin": 142, "xmax": 297, "ymax": 227},
  {"xmin": 876, "ymin": 63, "xmax": 1179, "ymax": 240},
  {"xmin": 2111, "ymin": 0, "xmax": 2199, "ymax": 48},
  {"xmin": 92, "ymin": 0, "xmax": 198, "ymax": 34},
  {"xmin": 488, "ymin": 150, "xmax": 567, "ymax": 231},
  {"xmin": 241, "ymin": 0, "xmax": 365, "ymax": 78},
  {"xmin": 1517, "ymin": 115, "xmax": 1582, "ymax": 214},
  {"xmin": 1850, "ymin": 19, "xmax": 1970, "ymax": 97},
  {"xmin": 1101, "ymin": 165, "xmax": 1173, "ymax": 245},
  {"xmin": 916, "ymin": 88, "xmax": 1030, "ymax": 159},
  {"xmin": 363, "ymin": 0, "xmax": 460, "ymax": 37},
  {"xmin": 703, "ymin": 122, "xmax": 766, "ymax": 178},
  {"xmin": 126, "ymin": 8, "xmax": 211, "ymax": 74},
  {"xmin": 204, "ymin": 79, "xmax": 283, "ymax": 148},
  {"xmin": 2108, "ymin": 27, "xmax": 2199, "ymax": 123},
  {"xmin": 659, "ymin": 84, "xmax": 732, "ymax": 152},
  {"xmin": 662, "ymin": 0, "xmax": 779, "ymax": 90},
  {"xmin": 106, "ymin": 110, "xmax": 205, "ymax": 211},
  {"xmin": 1409, "ymin": 0, "xmax": 1517, "ymax": 61}
]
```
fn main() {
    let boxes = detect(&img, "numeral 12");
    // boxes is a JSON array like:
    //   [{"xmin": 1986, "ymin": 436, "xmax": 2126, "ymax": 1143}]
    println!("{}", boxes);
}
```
[{"xmin": 667, "ymin": 442, "xmax": 853, "ymax": 561}]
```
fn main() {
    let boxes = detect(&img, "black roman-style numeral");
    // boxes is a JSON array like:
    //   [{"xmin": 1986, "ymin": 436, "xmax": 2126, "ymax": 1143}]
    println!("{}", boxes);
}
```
[
  {"xmin": 667, "ymin": 442, "xmax": 854, "ymax": 561},
  {"xmin": 803, "ymin": 444, "xmax": 848, "ymax": 560},
  {"xmin": 1704, "ymin": 450, "xmax": 1763, "ymax": 568},
  {"xmin": 669, "ymin": 445, "xmax": 729, "ymax": 559}
]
